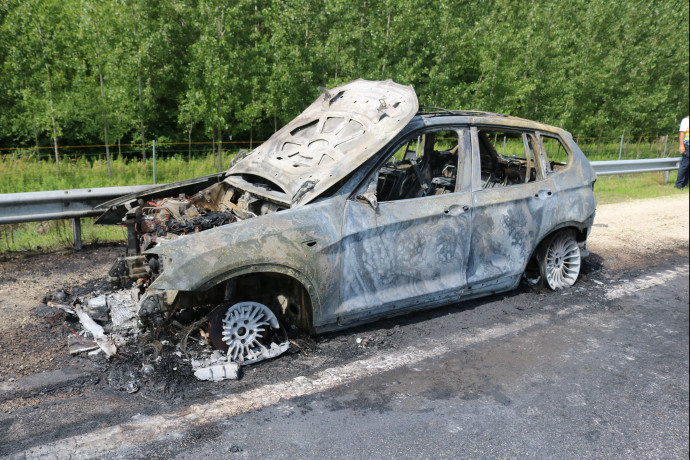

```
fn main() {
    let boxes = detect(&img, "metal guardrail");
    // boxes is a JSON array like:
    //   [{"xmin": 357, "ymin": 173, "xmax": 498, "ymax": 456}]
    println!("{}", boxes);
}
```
[
  {"xmin": 0, "ymin": 185, "xmax": 155, "ymax": 225},
  {"xmin": 0, "ymin": 185, "xmax": 154, "ymax": 249},
  {"xmin": 0, "ymin": 157, "xmax": 683, "ymax": 250},
  {"xmin": 591, "ymin": 157, "xmax": 681, "ymax": 176}
]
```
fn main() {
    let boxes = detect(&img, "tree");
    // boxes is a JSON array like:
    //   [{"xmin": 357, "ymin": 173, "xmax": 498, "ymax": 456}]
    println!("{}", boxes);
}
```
[
  {"xmin": 4, "ymin": 0, "xmax": 76, "ymax": 172},
  {"xmin": 0, "ymin": 0, "xmax": 688, "ymax": 154},
  {"xmin": 77, "ymin": 0, "xmax": 115, "ymax": 176}
]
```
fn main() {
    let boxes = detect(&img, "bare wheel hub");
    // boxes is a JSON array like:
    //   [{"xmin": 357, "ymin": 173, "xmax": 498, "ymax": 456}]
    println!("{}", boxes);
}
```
[
  {"xmin": 221, "ymin": 302, "xmax": 281, "ymax": 362},
  {"xmin": 543, "ymin": 233, "xmax": 581, "ymax": 290}
]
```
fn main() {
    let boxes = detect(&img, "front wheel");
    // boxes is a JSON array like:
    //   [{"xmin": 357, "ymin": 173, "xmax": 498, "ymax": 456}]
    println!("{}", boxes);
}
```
[
  {"xmin": 539, "ymin": 231, "xmax": 581, "ymax": 290},
  {"xmin": 208, "ymin": 301, "xmax": 289, "ymax": 363}
]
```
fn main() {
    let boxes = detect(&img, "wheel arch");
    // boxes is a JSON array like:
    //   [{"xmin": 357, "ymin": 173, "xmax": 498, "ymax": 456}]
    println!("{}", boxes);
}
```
[{"xmin": 202, "ymin": 264, "xmax": 319, "ymax": 334}]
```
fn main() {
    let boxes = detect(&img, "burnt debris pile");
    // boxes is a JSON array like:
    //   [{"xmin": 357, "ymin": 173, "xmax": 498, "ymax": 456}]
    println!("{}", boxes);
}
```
[
  {"xmin": 43, "ymin": 277, "xmax": 292, "ymax": 385},
  {"xmin": 134, "ymin": 197, "xmax": 235, "ymax": 252}
]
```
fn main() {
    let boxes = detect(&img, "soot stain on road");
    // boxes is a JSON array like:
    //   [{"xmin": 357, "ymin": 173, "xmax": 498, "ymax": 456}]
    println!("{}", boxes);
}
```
[{"xmin": 323, "ymin": 390, "xmax": 395, "ymax": 415}]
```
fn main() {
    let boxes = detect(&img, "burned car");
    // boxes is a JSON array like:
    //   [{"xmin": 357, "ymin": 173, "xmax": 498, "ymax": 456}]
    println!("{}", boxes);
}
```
[{"xmin": 96, "ymin": 79, "xmax": 596, "ymax": 363}]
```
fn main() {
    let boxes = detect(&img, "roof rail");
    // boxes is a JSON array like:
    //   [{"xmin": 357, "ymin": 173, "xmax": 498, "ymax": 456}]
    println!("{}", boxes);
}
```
[
  {"xmin": 417, "ymin": 107, "xmax": 510, "ymax": 118},
  {"xmin": 418, "ymin": 105, "xmax": 454, "ymax": 114}
]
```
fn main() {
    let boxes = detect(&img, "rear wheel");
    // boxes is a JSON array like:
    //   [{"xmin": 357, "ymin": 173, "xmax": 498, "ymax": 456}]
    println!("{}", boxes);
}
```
[{"xmin": 539, "ymin": 231, "xmax": 581, "ymax": 290}]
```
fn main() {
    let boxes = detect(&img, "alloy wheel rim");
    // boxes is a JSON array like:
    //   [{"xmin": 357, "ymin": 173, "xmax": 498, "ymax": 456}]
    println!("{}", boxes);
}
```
[
  {"xmin": 545, "ymin": 235, "xmax": 581, "ymax": 289},
  {"xmin": 221, "ymin": 302, "xmax": 278, "ymax": 362}
]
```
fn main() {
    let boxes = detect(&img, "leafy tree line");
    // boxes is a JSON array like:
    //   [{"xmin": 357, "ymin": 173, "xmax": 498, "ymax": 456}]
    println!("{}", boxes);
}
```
[{"xmin": 0, "ymin": 0, "xmax": 687, "ymax": 165}]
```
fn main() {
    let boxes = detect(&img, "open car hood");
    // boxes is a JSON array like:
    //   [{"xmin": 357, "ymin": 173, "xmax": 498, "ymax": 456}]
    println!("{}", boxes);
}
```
[{"xmin": 228, "ymin": 79, "xmax": 418, "ymax": 205}]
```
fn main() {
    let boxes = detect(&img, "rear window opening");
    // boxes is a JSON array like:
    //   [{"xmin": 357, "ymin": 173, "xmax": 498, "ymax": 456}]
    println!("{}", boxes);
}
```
[
  {"xmin": 540, "ymin": 135, "xmax": 571, "ymax": 173},
  {"xmin": 477, "ymin": 130, "xmax": 539, "ymax": 189}
]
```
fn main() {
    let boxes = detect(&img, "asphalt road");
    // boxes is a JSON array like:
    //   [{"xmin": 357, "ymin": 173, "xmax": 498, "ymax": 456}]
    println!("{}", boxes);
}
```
[
  {"xmin": 195, "ymin": 268, "xmax": 688, "ymax": 460},
  {"xmin": 1, "ymin": 251, "xmax": 688, "ymax": 459}
]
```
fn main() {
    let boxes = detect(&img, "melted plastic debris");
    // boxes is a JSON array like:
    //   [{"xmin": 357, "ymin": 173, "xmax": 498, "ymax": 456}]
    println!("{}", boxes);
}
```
[
  {"xmin": 191, "ymin": 350, "xmax": 240, "ymax": 381},
  {"xmin": 107, "ymin": 289, "xmax": 139, "ymax": 332},
  {"xmin": 46, "ymin": 280, "xmax": 293, "ymax": 382},
  {"xmin": 75, "ymin": 306, "xmax": 117, "ymax": 357}
]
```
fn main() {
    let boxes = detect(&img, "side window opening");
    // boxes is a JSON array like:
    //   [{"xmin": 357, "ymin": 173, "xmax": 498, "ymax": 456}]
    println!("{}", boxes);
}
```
[
  {"xmin": 369, "ymin": 130, "xmax": 461, "ymax": 202},
  {"xmin": 540, "ymin": 135, "xmax": 570, "ymax": 174},
  {"xmin": 477, "ymin": 130, "xmax": 539, "ymax": 189}
]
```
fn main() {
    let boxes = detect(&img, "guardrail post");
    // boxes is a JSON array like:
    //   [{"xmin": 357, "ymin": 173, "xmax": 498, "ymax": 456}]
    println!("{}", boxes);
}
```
[
  {"xmin": 664, "ymin": 171, "xmax": 670, "ymax": 183},
  {"xmin": 72, "ymin": 218, "xmax": 82, "ymax": 250}
]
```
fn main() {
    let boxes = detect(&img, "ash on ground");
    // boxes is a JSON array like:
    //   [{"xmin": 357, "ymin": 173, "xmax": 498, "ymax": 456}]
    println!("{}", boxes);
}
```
[{"xmin": 40, "ymin": 278, "xmax": 295, "ymax": 393}]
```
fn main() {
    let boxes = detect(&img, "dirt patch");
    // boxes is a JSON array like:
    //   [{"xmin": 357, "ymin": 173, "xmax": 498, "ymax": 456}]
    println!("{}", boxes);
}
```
[
  {"xmin": 588, "ymin": 194, "xmax": 689, "ymax": 272},
  {"xmin": 0, "ymin": 244, "xmax": 124, "ymax": 379}
]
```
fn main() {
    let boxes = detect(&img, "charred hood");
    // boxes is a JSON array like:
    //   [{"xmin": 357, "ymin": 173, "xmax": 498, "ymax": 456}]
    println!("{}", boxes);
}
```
[{"xmin": 227, "ymin": 79, "xmax": 418, "ymax": 206}]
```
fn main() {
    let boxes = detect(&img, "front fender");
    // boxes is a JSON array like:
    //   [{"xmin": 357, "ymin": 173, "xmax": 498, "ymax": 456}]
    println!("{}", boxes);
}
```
[{"xmin": 146, "ymin": 196, "xmax": 345, "ymax": 312}]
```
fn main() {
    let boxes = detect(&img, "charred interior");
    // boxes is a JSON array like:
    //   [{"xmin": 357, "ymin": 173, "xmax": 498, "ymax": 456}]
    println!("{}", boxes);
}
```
[
  {"xmin": 109, "ymin": 175, "xmax": 289, "ymax": 283},
  {"xmin": 376, "ymin": 130, "xmax": 460, "ymax": 201},
  {"xmin": 477, "ymin": 130, "xmax": 539, "ymax": 188},
  {"xmin": 131, "ymin": 178, "xmax": 287, "ymax": 254}
]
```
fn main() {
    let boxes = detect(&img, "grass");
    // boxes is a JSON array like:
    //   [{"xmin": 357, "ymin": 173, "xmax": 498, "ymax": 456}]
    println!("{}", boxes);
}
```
[
  {"xmin": 0, "ymin": 152, "xmax": 236, "ymax": 194},
  {"xmin": 594, "ymin": 171, "xmax": 686, "ymax": 204},
  {"xmin": 0, "ymin": 217, "xmax": 127, "ymax": 255}
]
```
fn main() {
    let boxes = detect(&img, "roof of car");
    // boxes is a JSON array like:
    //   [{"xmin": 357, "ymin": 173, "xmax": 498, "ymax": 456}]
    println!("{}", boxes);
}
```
[{"xmin": 416, "ymin": 108, "xmax": 567, "ymax": 135}]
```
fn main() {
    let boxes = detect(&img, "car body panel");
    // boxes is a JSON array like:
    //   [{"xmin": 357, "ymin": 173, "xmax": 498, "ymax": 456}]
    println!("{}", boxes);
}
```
[
  {"xmin": 147, "ymin": 196, "xmax": 346, "ymax": 312},
  {"xmin": 338, "ymin": 190, "xmax": 472, "ymax": 325},
  {"xmin": 468, "ymin": 125, "xmax": 553, "ymax": 285}
]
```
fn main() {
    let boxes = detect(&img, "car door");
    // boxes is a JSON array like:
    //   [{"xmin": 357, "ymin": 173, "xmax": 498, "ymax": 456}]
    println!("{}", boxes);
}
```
[
  {"xmin": 336, "ymin": 127, "xmax": 473, "ymax": 325},
  {"xmin": 467, "ymin": 126, "xmax": 556, "ymax": 291}
]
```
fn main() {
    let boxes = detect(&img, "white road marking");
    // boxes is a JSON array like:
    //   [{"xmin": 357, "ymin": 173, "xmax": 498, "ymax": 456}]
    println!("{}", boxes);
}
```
[{"xmin": 20, "ymin": 264, "xmax": 690, "ymax": 459}]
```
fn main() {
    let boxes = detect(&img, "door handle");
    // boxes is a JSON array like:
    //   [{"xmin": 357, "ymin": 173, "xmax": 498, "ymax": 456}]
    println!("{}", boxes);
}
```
[{"xmin": 444, "ymin": 204, "xmax": 469, "ymax": 216}]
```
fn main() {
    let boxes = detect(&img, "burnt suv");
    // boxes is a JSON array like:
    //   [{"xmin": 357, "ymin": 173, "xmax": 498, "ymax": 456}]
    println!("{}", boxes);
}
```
[{"xmin": 97, "ymin": 79, "xmax": 596, "ymax": 358}]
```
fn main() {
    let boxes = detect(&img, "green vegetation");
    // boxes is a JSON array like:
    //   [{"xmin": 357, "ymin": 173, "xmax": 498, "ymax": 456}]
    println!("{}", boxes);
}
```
[
  {"xmin": 0, "ymin": 0, "xmax": 687, "ymax": 167},
  {"xmin": 0, "ymin": 217, "xmax": 126, "ymax": 254},
  {"xmin": 0, "ymin": 151, "xmax": 238, "ymax": 193},
  {"xmin": 594, "ymin": 171, "xmax": 686, "ymax": 204}
]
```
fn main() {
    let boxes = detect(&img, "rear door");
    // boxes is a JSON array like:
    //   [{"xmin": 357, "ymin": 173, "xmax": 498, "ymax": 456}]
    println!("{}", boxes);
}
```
[{"xmin": 467, "ymin": 126, "xmax": 556, "ymax": 289}]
